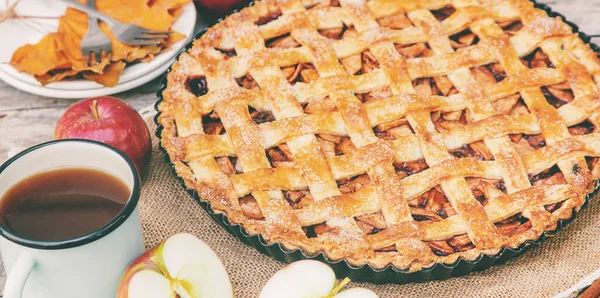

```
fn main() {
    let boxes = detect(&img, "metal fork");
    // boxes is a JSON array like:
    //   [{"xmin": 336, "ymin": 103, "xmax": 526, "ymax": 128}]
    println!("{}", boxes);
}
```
[
  {"xmin": 60, "ymin": 0, "xmax": 171, "ymax": 46},
  {"xmin": 81, "ymin": 0, "xmax": 111, "ymax": 66}
]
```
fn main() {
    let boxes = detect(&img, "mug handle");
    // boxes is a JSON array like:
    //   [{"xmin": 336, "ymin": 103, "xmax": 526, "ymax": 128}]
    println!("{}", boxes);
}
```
[{"xmin": 4, "ymin": 253, "xmax": 35, "ymax": 298}]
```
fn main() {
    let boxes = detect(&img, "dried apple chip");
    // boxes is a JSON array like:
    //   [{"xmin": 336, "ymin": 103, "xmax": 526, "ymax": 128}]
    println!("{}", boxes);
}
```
[
  {"xmin": 10, "ymin": 34, "xmax": 71, "ymax": 76},
  {"xmin": 56, "ymin": 8, "xmax": 87, "ymax": 66},
  {"xmin": 83, "ymin": 61, "xmax": 126, "ymax": 87},
  {"xmin": 96, "ymin": 0, "xmax": 189, "ymax": 31},
  {"xmin": 164, "ymin": 31, "xmax": 186, "ymax": 47},
  {"xmin": 35, "ymin": 68, "xmax": 80, "ymax": 86}
]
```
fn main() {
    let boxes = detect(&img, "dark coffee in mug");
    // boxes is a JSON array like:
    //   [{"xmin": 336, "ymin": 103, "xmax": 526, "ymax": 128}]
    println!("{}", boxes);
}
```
[{"xmin": 0, "ymin": 168, "xmax": 129, "ymax": 241}]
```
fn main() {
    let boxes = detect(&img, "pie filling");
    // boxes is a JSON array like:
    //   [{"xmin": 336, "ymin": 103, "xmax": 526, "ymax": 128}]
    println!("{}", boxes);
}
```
[{"xmin": 163, "ymin": 0, "xmax": 600, "ymax": 270}]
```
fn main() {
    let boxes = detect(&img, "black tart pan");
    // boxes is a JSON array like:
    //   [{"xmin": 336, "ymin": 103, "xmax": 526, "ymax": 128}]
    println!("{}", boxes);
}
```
[{"xmin": 154, "ymin": 0, "xmax": 600, "ymax": 283}]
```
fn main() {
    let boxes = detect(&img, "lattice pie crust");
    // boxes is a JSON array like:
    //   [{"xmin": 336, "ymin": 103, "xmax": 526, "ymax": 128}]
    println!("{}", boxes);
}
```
[{"xmin": 158, "ymin": 0, "xmax": 600, "ymax": 271}]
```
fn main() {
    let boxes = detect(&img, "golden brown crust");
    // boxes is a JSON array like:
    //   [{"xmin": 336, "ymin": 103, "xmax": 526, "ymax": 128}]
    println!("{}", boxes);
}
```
[{"xmin": 158, "ymin": 0, "xmax": 600, "ymax": 272}]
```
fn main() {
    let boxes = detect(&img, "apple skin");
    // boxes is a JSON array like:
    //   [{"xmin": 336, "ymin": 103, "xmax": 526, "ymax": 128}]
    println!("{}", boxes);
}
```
[
  {"xmin": 54, "ymin": 96, "xmax": 152, "ymax": 175},
  {"xmin": 195, "ymin": 0, "xmax": 248, "ymax": 19},
  {"xmin": 116, "ymin": 242, "xmax": 163, "ymax": 297}
]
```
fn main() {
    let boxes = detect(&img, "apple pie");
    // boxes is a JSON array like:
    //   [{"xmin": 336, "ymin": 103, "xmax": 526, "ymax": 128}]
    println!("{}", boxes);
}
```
[{"xmin": 157, "ymin": 0, "xmax": 600, "ymax": 273}]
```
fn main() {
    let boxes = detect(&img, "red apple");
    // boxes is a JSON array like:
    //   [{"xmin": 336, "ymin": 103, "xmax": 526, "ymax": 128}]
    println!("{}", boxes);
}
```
[
  {"xmin": 117, "ymin": 233, "xmax": 233, "ymax": 298},
  {"xmin": 54, "ymin": 96, "xmax": 151, "ymax": 175},
  {"xmin": 195, "ymin": 0, "xmax": 248, "ymax": 20}
]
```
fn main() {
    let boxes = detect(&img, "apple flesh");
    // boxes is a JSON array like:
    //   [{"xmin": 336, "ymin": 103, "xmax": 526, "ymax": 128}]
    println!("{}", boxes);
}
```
[
  {"xmin": 260, "ymin": 260, "xmax": 336, "ymax": 298},
  {"xmin": 54, "ymin": 96, "xmax": 151, "ymax": 175},
  {"xmin": 117, "ymin": 233, "xmax": 233, "ymax": 298},
  {"xmin": 259, "ymin": 260, "xmax": 379, "ymax": 298},
  {"xmin": 334, "ymin": 288, "xmax": 380, "ymax": 298}
]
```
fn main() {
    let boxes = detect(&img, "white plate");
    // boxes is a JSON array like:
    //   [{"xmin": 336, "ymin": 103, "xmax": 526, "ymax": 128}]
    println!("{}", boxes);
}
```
[
  {"xmin": 0, "ymin": 56, "xmax": 173, "ymax": 98},
  {"xmin": 0, "ymin": 0, "xmax": 195, "ymax": 91}
]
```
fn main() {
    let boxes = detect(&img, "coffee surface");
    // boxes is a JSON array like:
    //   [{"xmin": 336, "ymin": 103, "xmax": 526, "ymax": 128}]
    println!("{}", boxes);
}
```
[{"xmin": 0, "ymin": 168, "xmax": 129, "ymax": 242}]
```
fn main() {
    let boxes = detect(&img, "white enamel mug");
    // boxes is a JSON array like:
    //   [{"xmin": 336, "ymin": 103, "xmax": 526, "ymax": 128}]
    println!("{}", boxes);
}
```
[{"xmin": 0, "ymin": 139, "xmax": 145, "ymax": 298}]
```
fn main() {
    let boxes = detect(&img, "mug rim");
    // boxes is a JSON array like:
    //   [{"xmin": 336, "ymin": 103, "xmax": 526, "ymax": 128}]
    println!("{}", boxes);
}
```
[{"xmin": 0, "ymin": 139, "xmax": 141, "ymax": 250}]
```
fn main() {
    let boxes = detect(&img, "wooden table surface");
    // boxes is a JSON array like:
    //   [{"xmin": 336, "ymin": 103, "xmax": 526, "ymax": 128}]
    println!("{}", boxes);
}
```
[{"xmin": 0, "ymin": 0, "xmax": 599, "ymax": 296}]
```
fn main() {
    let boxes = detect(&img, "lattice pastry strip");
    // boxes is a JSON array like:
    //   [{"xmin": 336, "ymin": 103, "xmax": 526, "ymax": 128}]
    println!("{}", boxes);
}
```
[
  {"xmin": 562, "ymin": 35, "xmax": 600, "ymax": 89},
  {"xmin": 541, "ymin": 36, "xmax": 600, "ymax": 185},
  {"xmin": 407, "ymin": 111, "xmax": 504, "ymax": 250},
  {"xmin": 548, "ymin": 36, "xmax": 600, "ymax": 156},
  {"xmin": 330, "ymin": 90, "xmax": 412, "ymax": 225}
]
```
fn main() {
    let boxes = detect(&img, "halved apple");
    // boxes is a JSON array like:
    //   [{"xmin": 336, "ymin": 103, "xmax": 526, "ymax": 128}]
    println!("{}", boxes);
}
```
[
  {"xmin": 259, "ymin": 260, "xmax": 379, "ymax": 298},
  {"xmin": 117, "ymin": 233, "xmax": 233, "ymax": 298}
]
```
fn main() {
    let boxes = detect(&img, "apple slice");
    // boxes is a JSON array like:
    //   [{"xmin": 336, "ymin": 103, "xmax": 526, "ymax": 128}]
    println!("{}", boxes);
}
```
[
  {"xmin": 117, "ymin": 233, "xmax": 232, "ymax": 298},
  {"xmin": 260, "ymin": 260, "xmax": 336, "ymax": 298},
  {"xmin": 259, "ymin": 260, "xmax": 379, "ymax": 298},
  {"xmin": 334, "ymin": 288, "xmax": 380, "ymax": 298}
]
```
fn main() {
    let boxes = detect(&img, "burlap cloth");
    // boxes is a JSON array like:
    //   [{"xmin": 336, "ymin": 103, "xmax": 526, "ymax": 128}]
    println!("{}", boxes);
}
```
[{"xmin": 140, "ymin": 116, "xmax": 600, "ymax": 298}]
